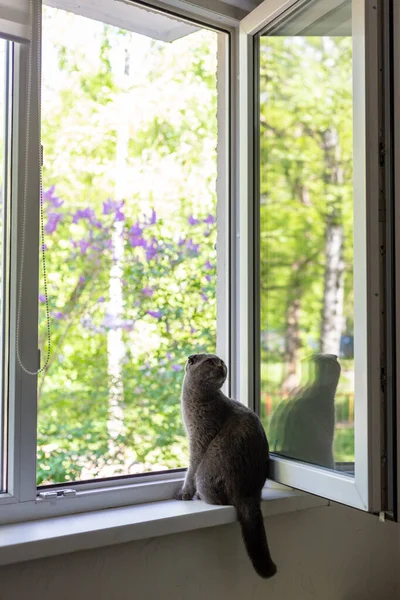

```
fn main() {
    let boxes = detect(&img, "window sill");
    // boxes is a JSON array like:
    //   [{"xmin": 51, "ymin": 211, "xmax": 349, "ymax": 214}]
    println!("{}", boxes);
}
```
[{"xmin": 0, "ymin": 485, "xmax": 328, "ymax": 566}]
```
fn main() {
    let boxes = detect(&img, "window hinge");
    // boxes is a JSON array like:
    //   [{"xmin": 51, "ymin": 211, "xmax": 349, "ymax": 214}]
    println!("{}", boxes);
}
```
[
  {"xmin": 37, "ymin": 488, "xmax": 77, "ymax": 502},
  {"xmin": 40, "ymin": 144, "xmax": 43, "ymax": 167}
]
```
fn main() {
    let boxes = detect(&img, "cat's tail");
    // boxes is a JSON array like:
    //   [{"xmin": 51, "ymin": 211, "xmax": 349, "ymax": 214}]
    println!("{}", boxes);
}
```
[{"xmin": 235, "ymin": 497, "xmax": 277, "ymax": 579}]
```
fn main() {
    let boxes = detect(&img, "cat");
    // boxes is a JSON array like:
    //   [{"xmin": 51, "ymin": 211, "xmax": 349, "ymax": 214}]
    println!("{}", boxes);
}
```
[
  {"xmin": 268, "ymin": 353, "xmax": 341, "ymax": 469},
  {"xmin": 176, "ymin": 353, "xmax": 277, "ymax": 579}
]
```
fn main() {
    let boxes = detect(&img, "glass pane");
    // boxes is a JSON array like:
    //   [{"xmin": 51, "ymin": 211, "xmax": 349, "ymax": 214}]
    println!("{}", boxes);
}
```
[
  {"xmin": 258, "ymin": 0, "xmax": 355, "ymax": 475},
  {"xmin": 38, "ymin": 6, "xmax": 220, "ymax": 484},
  {"xmin": 0, "ymin": 40, "xmax": 8, "ymax": 492}
]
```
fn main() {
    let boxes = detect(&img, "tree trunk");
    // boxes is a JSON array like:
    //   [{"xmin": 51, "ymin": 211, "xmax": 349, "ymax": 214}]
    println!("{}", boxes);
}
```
[
  {"xmin": 106, "ymin": 40, "xmax": 131, "ymax": 459},
  {"xmin": 320, "ymin": 128, "xmax": 345, "ymax": 356}
]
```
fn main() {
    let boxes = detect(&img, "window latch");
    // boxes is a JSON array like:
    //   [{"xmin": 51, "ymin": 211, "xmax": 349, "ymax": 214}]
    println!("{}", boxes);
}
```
[{"xmin": 37, "ymin": 488, "xmax": 77, "ymax": 502}]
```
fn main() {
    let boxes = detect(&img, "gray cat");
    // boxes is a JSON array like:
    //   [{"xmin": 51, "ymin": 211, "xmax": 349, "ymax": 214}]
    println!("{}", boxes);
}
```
[{"xmin": 176, "ymin": 353, "xmax": 277, "ymax": 579}]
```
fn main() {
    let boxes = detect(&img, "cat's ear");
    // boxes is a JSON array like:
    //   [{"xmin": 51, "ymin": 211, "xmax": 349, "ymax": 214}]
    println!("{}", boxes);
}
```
[{"xmin": 188, "ymin": 355, "xmax": 197, "ymax": 365}]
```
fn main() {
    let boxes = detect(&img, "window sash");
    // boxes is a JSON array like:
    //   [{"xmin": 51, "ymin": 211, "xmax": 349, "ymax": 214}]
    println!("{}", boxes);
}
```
[{"xmin": 239, "ymin": 0, "xmax": 384, "ymax": 512}]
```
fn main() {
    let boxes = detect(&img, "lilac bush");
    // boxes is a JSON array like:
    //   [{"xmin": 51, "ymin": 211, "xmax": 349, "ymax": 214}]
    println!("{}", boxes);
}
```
[{"xmin": 37, "ymin": 186, "xmax": 217, "ymax": 483}]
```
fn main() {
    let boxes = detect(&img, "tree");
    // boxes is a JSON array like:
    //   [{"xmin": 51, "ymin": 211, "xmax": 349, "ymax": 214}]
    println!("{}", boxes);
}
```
[{"xmin": 38, "ymin": 6, "xmax": 218, "ymax": 484}]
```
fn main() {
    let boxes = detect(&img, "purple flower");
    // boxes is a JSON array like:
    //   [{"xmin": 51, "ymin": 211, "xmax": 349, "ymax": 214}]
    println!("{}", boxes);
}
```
[
  {"xmin": 115, "ymin": 209, "xmax": 125, "ymax": 222},
  {"xmin": 146, "ymin": 246, "xmax": 158, "ymax": 261},
  {"xmin": 129, "ymin": 235, "xmax": 146, "ymax": 248},
  {"xmin": 44, "ymin": 186, "xmax": 64, "ymax": 208},
  {"xmin": 45, "ymin": 212, "xmax": 61, "ymax": 234},
  {"xmin": 103, "ymin": 198, "xmax": 124, "ymax": 216},
  {"xmin": 204, "ymin": 214, "xmax": 215, "ymax": 225},
  {"xmin": 129, "ymin": 222, "xmax": 146, "ymax": 248},
  {"xmin": 147, "ymin": 310, "xmax": 162, "ymax": 319},
  {"xmin": 102, "ymin": 198, "xmax": 115, "ymax": 215},
  {"xmin": 205, "ymin": 275, "xmax": 212, "ymax": 283},
  {"xmin": 188, "ymin": 215, "xmax": 199, "ymax": 226},
  {"xmin": 73, "ymin": 207, "xmax": 96, "ymax": 224},
  {"xmin": 200, "ymin": 293, "xmax": 208, "ymax": 302},
  {"xmin": 145, "ymin": 237, "xmax": 159, "ymax": 261},
  {"xmin": 41, "ymin": 243, "xmax": 47, "ymax": 251},
  {"xmin": 97, "ymin": 296, "xmax": 105, "ymax": 303},
  {"xmin": 178, "ymin": 237, "xmax": 186, "ymax": 246},
  {"xmin": 130, "ymin": 222, "xmax": 142, "ymax": 236},
  {"xmin": 172, "ymin": 364, "xmax": 183, "ymax": 372},
  {"xmin": 79, "ymin": 238, "xmax": 90, "ymax": 254},
  {"xmin": 149, "ymin": 209, "xmax": 157, "ymax": 225},
  {"xmin": 54, "ymin": 311, "xmax": 64, "ymax": 320},
  {"xmin": 141, "ymin": 287, "xmax": 154, "ymax": 297},
  {"xmin": 166, "ymin": 352, "xmax": 173, "ymax": 361},
  {"xmin": 190, "ymin": 326, "xmax": 197, "ymax": 334},
  {"xmin": 79, "ymin": 276, "xmax": 85, "ymax": 284},
  {"xmin": 39, "ymin": 294, "xmax": 46, "ymax": 303},
  {"xmin": 205, "ymin": 260, "xmax": 214, "ymax": 270},
  {"xmin": 186, "ymin": 239, "xmax": 199, "ymax": 254}
]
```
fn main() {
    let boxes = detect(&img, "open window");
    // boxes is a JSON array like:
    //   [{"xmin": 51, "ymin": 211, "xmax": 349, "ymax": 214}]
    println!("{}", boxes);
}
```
[
  {"xmin": 240, "ymin": 0, "xmax": 387, "ymax": 513},
  {"xmin": 0, "ymin": 0, "xmax": 395, "ymax": 524}
]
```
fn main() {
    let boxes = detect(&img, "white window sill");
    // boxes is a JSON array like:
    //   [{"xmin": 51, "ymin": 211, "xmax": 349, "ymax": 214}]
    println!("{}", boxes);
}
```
[{"xmin": 0, "ymin": 486, "xmax": 328, "ymax": 566}]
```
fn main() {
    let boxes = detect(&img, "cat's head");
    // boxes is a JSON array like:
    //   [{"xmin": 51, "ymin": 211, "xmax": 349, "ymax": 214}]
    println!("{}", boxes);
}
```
[{"xmin": 185, "ymin": 353, "xmax": 227, "ymax": 390}]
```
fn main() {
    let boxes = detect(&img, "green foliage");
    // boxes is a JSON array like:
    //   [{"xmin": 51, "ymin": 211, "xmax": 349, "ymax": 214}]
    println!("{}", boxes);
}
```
[{"xmin": 38, "ymin": 7, "xmax": 218, "ymax": 484}]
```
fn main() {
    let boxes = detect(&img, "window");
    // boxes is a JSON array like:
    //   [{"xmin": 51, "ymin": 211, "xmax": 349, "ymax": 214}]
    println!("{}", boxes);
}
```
[
  {"xmin": 38, "ymin": 5, "xmax": 223, "ymax": 485},
  {"xmin": 0, "ymin": 0, "xmax": 397, "ymax": 525},
  {"xmin": 241, "ymin": 0, "xmax": 388, "ymax": 513}
]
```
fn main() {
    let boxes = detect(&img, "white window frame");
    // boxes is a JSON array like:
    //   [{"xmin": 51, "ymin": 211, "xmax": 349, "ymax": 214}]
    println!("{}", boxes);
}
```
[
  {"xmin": 0, "ymin": 0, "xmax": 389, "ymax": 524},
  {"xmin": 239, "ymin": 0, "xmax": 384, "ymax": 512}
]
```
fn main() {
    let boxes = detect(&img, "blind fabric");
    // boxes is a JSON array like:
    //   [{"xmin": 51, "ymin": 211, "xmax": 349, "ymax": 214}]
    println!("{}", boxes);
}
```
[
  {"xmin": 47, "ymin": 0, "xmax": 198, "ymax": 43},
  {"xmin": 0, "ymin": 0, "xmax": 31, "ymax": 42}
]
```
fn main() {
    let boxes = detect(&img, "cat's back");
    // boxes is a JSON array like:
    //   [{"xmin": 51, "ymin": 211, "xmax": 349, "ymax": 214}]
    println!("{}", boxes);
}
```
[
  {"xmin": 215, "ymin": 395, "xmax": 269, "ymax": 460},
  {"xmin": 200, "ymin": 400, "xmax": 269, "ymax": 497}
]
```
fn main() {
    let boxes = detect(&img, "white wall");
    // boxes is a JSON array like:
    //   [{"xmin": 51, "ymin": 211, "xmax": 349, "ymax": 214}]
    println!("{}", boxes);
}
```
[{"xmin": 1, "ymin": 503, "xmax": 399, "ymax": 600}]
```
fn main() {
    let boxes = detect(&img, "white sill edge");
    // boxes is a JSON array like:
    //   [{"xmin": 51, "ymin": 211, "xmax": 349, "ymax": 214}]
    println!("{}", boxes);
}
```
[{"xmin": 0, "ymin": 489, "xmax": 328, "ymax": 566}]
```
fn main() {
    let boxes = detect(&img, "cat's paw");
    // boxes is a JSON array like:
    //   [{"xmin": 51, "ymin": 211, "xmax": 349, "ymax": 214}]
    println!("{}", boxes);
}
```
[{"xmin": 175, "ymin": 488, "xmax": 194, "ymax": 501}]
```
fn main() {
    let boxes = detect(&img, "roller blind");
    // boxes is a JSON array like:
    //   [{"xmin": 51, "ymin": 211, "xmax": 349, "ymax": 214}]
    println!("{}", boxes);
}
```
[
  {"xmin": 46, "ymin": 0, "xmax": 199, "ymax": 43},
  {"xmin": 0, "ymin": 0, "xmax": 31, "ymax": 42}
]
